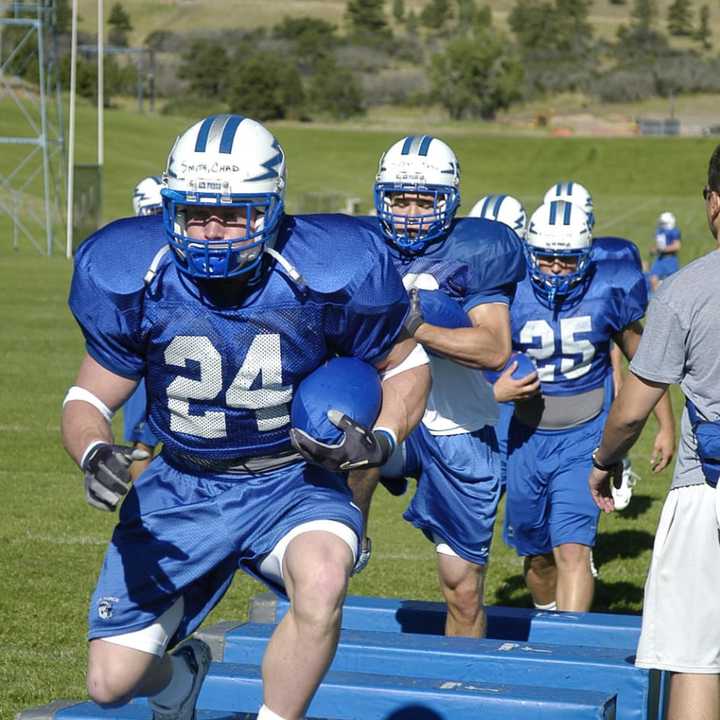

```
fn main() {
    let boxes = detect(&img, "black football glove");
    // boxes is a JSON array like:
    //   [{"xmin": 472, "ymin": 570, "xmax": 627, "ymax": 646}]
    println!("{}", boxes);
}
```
[
  {"xmin": 82, "ymin": 443, "xmax": 150, "ymax": 512},
  {"xmin": 404, "ymin": 288, "xmax": 425, "ymax": 336},
  {"xmin": 289, "ymin": 410, "xmax": 395, "ymax": 472}
]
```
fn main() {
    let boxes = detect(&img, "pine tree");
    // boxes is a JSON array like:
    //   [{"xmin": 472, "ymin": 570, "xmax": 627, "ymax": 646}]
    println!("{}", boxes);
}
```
[
  {"xmin": 695, "ymin": 4, "xmax": 712, "ymax": 48},
  {"xmin": 392, "ymin": 0, "xmax": 406, "ymax": 23},
  {"xmin": 107, "ymin": 2, "xmax": 132, "ymax": 47},
  {"xmin": 345, "ymin": 0, "xmax": 391, "ymax": 41},
  {"xmin": 667, "ymin": 0, "xmax": 693, "ymax": 36}
]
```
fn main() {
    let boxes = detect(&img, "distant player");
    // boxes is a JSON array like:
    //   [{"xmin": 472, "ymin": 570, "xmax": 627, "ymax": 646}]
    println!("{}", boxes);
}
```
[
  {"xmin": 467, "ymin": 193, "xmax": 528, "ymax": 238},
  {"xmin": 501, "ymin": 200, "xmax": 674, "ymax": 612},
  {"xmin": 468, "ymin": 193, "xmax": 532, "ymax": 492},
  {"xmin": 649, "ymin": 211, "xmax": 681, "ymax": 292},
  {"xmin": 61, "ymin": 114, "xmax": 429, "ymax": 720},
  {"xmin": 123, "ymin": 176, "xmax": 163, "ymax": 480},
  {"xmin": 351, "ymin": 135, "xmax": 526, "ymax": 639},
  {"xmin": 544, "ymin": 180, "xmax": 649, "ymax": 511}
]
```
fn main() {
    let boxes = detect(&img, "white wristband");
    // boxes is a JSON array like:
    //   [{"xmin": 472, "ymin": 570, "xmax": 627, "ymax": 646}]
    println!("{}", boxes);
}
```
[
  {"xmin": 80, "ymin": 440, "xmax": 108, "ymax": 469},
  {"xmin": 63, "ymin": 385, "xmax": 115, "ymax": 422}
]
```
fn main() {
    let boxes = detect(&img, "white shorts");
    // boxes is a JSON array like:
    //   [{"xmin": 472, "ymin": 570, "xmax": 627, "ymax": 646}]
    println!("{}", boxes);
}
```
[{"xmin": 635, "ymin": 483, "xmax": 720, "ymax": 673}]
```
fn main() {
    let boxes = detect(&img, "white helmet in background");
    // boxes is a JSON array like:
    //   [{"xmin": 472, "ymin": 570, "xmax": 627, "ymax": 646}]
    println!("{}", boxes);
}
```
[
  {"xmin": 658, "ymin": 211, "xmax": 676, "ymax": 230},
  {"xmin": 526, "ymin": 200, "xmax": 593, "ymax": 302},
  {"xmin": 544, "ymin": 181, "xmax": 594, "ymax": 229},
  {"xmin": 468, "ymin": 194, "xmax": 527, "ymax": 237},
  {"xmin": 162, "ymin": 114, "xmax": 286, "ymax": 279},
  {"xmin": 132, "ymin": 175, "xmax": 163, "ymax": 216},
  {"xmin": 374, "ymin": 135, "xmax": 461, "ymax": 252}
]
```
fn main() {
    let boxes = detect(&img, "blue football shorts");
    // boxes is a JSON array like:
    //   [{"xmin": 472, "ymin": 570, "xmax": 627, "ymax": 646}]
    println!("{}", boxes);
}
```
[
  {"xmin": 504, "ymin": 411, "xmax": 603, "ymax": 556},
  {"xmin": 650, "ymin": 254, "xmax": 679, "ymax": 281},
  {"xmin": 385, "ymin": 423, "xmax": 501, "ymax": 566},
  {"xmin": 87, "ymin": 454, "xmax": 362, "ymax": 647}
]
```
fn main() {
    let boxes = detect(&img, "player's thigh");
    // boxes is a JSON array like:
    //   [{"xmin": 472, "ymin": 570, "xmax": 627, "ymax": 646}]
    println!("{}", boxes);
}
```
[
  {"xmin": 547, "ymin": 423, "xmax": 601, "ymax": 548},
  {"xmin": 437, "ymin": 550, "xmax": 486, "ymax": 594}
]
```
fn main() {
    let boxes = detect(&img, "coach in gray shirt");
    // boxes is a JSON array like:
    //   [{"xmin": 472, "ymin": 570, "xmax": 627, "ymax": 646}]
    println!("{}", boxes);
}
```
[{"xmin": 589, "ymin": 143, "xmax": 720, "ymax": 720}]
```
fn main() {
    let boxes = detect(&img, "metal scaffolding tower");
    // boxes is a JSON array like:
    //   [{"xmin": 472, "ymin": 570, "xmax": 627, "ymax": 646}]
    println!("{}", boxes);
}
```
[{"xmin": 0, "ymin": 0, "xmax": 64, "ymax": 254}]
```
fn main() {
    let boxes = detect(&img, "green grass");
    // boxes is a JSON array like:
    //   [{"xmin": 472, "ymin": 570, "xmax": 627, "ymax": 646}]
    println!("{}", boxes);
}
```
[{"xmin": 1, "ymin": 100, "xmax": 717, "ymax": 717}]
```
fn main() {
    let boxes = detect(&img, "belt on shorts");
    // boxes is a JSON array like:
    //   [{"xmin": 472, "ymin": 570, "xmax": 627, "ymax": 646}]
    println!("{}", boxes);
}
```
[
  {"xmin": 162, "ymin": 447, "xmax": 303, "ymax": 475},
  {"xmin": 514, "ymin": 387, "xmax": 605, "ymax": 430}
]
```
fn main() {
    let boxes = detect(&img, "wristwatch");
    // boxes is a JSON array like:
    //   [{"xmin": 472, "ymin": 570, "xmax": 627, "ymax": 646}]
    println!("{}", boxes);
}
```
[{"xmin": 591, "ymin": 448, "xmax": 621, "ymax": 472}]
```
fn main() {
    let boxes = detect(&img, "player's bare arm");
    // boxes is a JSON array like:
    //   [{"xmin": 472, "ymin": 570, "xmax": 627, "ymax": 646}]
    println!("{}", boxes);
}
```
[
  {"xmin": 348, "ymin": 334, "xmax": 430, "ymax": 538},
  {"xmin": 589, "ymin": 372, "xmax": 669, "ymax": 512},
  {"xmin": 62, "ymin": 354, "xmax": 138, "ymax": 465},
  {"xmin": 614, "ymin": 321, "xmax": 675, "ymax": 471},
  {"xmin": 414, "ymin": 302, "xmax": 511, "ymax": 371}
]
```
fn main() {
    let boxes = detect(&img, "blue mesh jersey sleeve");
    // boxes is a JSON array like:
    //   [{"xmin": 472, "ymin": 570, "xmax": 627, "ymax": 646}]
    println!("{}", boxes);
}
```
[
  {"xmin": 594, "ymin": 258, "xmax": 649, "ymax": 333},
  {"xmin": 592, "ymin": 236, "xmax": 643, "ymax": 272},
  {"xmin": 441, "ymin": 218, "xmax": 526, "ymax": 311},
  {"xmin": 283, "ymin": 214, "xmax": 408, "ymax": 364},
  {"xmin": 68, "ymin": 215, "xmax": 167, "ymax": 379}
]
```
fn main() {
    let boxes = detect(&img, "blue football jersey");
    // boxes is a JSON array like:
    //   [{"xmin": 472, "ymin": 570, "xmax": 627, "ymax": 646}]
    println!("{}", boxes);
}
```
[
  {"xmin": 359, "ymin": 216, "xmax": 526, "ymax": 304},
  {"xmin": 655, "ymin": 226, "xmax": 681, "ymax": 253},
  {"xmin": 510, "ymin": 259, "xmax": 648, "ymax": 397},
  {"xmin": 69, "ymin": 213, "xmax": 408, "ymax": 460},
  {"xmin": 592, "ymin": 236, "xmax": 642, "ymax": 272}
]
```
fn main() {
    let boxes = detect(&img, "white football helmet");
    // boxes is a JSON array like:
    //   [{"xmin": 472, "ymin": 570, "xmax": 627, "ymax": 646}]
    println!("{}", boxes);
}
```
[
  {"xmin": 658, "ymin": 211, "xmax": 676, "ymax": 230},
  {"xmin": 544, "ymin": 181, "xmax": 594, "ymax": 229},
  {"xmin": 526, "ymin": 200, "xmax": 593, "ymax": 302},
  {"xmin": 132, "ymin": 175, "xmax": 163, "ymax": 216},
  {"xmin": 374, "ymin": 135, "xmax": 460, "ymax": 252},
  {"xmin": 468, "ymin": 194, "xmax": 527, "ymax": 237},
  {"xmin": 162, "ymin": 114, "xmax": 286, "ymax": 279}
]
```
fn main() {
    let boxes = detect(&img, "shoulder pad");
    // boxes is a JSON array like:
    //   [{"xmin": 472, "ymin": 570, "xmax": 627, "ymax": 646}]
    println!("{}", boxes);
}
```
[
  {"xmin": 592, "ymin": 236, "xmax": 642, "ymax": 271},
  {"xmin": 277, "ymin": 214, "xmax": 388, "ymax": 294},
  {"xmin": 74, "ymin": 215, "xmax": 169, "ymax": 297},
  {"xmin": 593, "ymin": 256, "xmax": 646, "ymax": 294},
  {"xmin": 444, "ymin": 217, "xmax": 526, "ymax": 292}
]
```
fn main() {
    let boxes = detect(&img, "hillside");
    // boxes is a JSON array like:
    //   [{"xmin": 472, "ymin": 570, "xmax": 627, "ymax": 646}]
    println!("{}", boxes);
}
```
[{"xmin": 77, "ymin": 0, "xmax": 720, "ymax": 46}]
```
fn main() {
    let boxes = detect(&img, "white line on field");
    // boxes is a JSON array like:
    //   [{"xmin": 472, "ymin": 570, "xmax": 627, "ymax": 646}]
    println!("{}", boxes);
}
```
[{"xmin": 21, "ymin": 531, "xmax": 106, "ymax": 546}]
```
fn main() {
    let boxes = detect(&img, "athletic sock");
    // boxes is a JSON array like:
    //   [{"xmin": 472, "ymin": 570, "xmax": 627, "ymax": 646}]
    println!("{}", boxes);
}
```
[
  {"xmin": 534, "ymin": 600, "xmax": 558, "ymax": 611},
  {"xmin": 257, "ymin": 705, "xmax": 289, "ymax": 720},
  {"xmin": 150, "ymin": 652, "xmax": 194, "ymax": 709}
]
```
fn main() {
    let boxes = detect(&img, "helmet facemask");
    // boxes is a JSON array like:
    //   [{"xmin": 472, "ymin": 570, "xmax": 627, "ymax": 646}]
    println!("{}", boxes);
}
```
[
  {"xmin": 162, "ymin": 114, "xmax": 286, "ymax": 280},
  {"xmin": 526, "ymin": 200, "xmax": 593, "ymax": 304}
]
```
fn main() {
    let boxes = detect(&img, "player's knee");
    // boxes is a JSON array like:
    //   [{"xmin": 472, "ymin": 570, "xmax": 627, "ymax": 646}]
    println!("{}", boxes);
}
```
[
  {"xmin": 554, "ymin": 544, "xmax": 590, "ymax": 570},
  {"xmin": 446, "ymin": 583, "xmax": 482, "ymax": 619},
  {"xmin": 86, "ymin": 665, "xmax": 135, "ymax": 707},
  {"xmin": 291, "ymin": 558, "xmax": 349, "ymax": 626}
]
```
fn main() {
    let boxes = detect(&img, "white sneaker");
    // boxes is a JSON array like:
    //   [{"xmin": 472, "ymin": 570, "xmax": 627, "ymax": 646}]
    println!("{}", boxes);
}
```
[
  {"xmin": 611, "ymin": 457, "xmax": 640, "ymax": 511},
  {"xmin": 151, "ymin": 638, "xmax": 211, "ymax": 720}
]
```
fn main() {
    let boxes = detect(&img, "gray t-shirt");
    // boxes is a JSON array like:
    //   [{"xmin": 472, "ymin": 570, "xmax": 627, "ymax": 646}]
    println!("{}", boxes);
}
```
[{"xmin": 630, "ymin": 249, "xmax": 720, "ymax": 489}]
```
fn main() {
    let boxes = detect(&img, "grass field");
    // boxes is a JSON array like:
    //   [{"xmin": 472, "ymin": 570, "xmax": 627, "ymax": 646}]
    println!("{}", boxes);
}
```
[{"xmin": 1, "ymin": 99, "xmax": 719, "ymax": 717}]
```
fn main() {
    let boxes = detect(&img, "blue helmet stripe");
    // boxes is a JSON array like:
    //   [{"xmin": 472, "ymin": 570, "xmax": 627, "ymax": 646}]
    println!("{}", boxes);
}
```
[
  {"xmin": 194, "ymin": 115, "xmax": 217, "ymax": 153},
  {"xmin": 480, "ymin": 195, "xmax": 493, "ymax": 218},
  {"xmin": 219, "ymin": 115, "xmax": 244, "ymax": 154},
  {"xmin": 493, "ymin": 194, "xmax": 507, "ymax": 217},
  {"xmin": 549, "ymin": 201, "xmax": 558, "ymax": 225},
  {"xmin": 401, "ymin": 136, "xmax": 415, "ymax": 155},
  {"xmin": 554, "ymin": 182, "xmax": 562, "ymax": 197},
  {"xmin": 418, "ymin": 135, "xmax": 433, "ymax": 156},
  {"xmin": 567, "ymin": 180, "xmax": 574, "ymax": 195},
  {"xmin": 563, "ymin": 201, "xmax": 572, "ymax": 225}
]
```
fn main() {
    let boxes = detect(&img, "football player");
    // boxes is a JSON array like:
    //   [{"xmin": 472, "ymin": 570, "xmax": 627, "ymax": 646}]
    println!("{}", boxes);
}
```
[
  {"xmin": 122, "ymin": 176, "xmax": 163, "ymax": 480},
  {"xmin": 649, "ymin": 211, "xmax": 682, "ymax": 292},
  {"xmin": 351, "ymin": 135, "xmax": 526, "ymax": 638},
  {"xmin": 467, "ymin": 193, "xmax": 528, "ymax": 238},
  {"xmin": 61, "ymin": 115, "xmax": 430, "ymax": 720},
  {"xmin": 543, "ymin": 180, "xmax": 658, "ymax": 512},
  {"xmin": 500, "ymin": 200, "xmax": 674, "ymax": 612}
]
